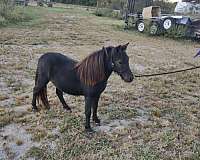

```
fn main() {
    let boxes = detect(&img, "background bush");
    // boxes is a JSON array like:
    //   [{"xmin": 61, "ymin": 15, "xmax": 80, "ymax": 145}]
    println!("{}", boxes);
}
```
[
  {"xmin": 0, "ymin": 0, "xmax": 36, "ymax": 26},
  {"xmin": 164, "ymin": 24, "xmax": 188, "ymax": 39},
  {"xmin": 0, "ymin": 0, "xmax": 15, "ymax": 21},
  {"xmin": 94, "ymin": 8, "xmax": 122, "ymax": 19},
  {"xmin": 55, "ymin": 0, "xmax": 97, "ymax": 6}
]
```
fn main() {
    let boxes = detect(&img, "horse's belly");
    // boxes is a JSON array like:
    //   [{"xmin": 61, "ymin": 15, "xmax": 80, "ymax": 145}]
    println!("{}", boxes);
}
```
[
  {"xmin": 63, "ymin": 88, "xmax": 83, "ymax": 96},
  {"xmin": 51, "ymin": 70, "xmax": 84, "ymax": 96},
  {"xmin": 52, "ymin": 81, "xmax": 83, "ymax": 96}
]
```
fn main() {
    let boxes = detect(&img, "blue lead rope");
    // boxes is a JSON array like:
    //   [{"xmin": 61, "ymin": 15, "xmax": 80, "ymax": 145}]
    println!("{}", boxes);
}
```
[{"xmin": 194, "ymin": 49, "xmax": 200, "ymax": 58}]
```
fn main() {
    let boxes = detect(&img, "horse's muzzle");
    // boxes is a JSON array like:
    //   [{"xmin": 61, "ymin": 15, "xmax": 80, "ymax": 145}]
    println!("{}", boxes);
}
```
[{"xmin": 121, "ymin": 71, "xmax": 134, "ymax": 82}]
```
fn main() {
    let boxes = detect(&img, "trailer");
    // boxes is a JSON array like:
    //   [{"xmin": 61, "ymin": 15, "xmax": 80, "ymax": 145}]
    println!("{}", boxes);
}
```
[{"xmin": 124, "ymin": 0, "xmax": 200, "ymax": 39}]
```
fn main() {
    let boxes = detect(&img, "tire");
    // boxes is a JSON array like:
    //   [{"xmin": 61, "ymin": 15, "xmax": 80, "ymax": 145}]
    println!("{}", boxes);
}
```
[
  {"xmin": 163, "ymin": 17, "xmax": 175, "ymax": 30},
  {"xmin": 136, "ymin": 21, "xmax": 145, "ymax": 32}
]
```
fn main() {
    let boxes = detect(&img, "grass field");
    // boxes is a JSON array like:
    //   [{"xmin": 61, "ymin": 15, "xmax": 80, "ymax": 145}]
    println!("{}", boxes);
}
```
[{"xmin": 0, "ymin": 3, "xmax": 200, "ymax": 160}]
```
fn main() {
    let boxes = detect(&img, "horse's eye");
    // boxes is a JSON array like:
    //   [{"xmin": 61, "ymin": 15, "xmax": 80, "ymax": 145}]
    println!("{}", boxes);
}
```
[{"xmin": 118, "ymin": 61, "xmax": 122, "ymax": 65}]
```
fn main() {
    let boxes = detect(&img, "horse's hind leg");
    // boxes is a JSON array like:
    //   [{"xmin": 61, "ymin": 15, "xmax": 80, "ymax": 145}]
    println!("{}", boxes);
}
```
[{"xmin": 56, "ymin": 88, "xmax": 71, "ymax": 112}]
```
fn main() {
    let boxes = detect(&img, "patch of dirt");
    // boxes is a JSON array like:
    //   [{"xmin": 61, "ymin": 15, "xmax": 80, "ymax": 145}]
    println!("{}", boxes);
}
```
[{"xmin": 0, "ymin": 124, "xmax": 40, "ymax": 160}]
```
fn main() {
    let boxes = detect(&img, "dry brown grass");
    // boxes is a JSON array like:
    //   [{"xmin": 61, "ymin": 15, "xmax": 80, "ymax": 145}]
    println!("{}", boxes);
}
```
[{"xmin": 0, "ymin": 3, "xmax": 200, "ymax": 160}]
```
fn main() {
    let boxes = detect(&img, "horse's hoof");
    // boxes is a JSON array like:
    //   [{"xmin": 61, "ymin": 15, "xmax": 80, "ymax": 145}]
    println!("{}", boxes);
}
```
[
  {"xmin": 85, "ymin": 127, "xmax": 95, "ymax": 133},
  {"xmin": 32, "ymin": 108, "xmax": 39, "ymax": 112},
  {"xmin": 46, "ymin": 107, "xmax": 51, "ymax": 110},
  {"xmin": 95, "ymin": 122, "xmax": 101, "ymax": 126},
  {"xmin": 64, "ymin": 108, "xmax": 72, "ymax": 113},
  {"xmin": 93, "ymin": 118, "xmax": 101, "ymax": 125}
]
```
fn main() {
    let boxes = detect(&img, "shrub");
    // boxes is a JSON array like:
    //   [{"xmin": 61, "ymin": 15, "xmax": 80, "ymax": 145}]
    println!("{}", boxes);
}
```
[
  {"xmin": 111, "ymin": 9, "xmax": 122, "ymax": 19},
  {"xmin": 165, "ymin": 24, "xmax": 188, "ymax": 39},
  {"xmin": 0, "ymin": 0, "xmax": 18, "ymax": 26},
  {"xmin": 95, "ymin": 8, "xmax": 112, "ymax": 17},
  {"xmin": 94, "ymin": 0, "xmax": 126, "ymax": 19},
  {"xmin": 0, "ymin": 1, "xmax": 37, "ymax": 27},
  {"xmin": 0, "ymin": 0, "xmax": 15, "ymax": 17},
  {"xmin": 94, "ymin": 8, "xmax": 122, "ymax": 19}
]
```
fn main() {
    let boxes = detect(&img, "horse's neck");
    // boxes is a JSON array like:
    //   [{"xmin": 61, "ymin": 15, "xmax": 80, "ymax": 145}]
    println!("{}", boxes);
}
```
[{"xmin": 104, "ymin": 51, "xmax": 113, "ymax": 79}]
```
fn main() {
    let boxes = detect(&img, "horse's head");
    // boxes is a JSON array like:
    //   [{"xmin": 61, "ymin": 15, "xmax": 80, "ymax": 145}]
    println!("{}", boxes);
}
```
[{"xmin": 111, "ymin": 43, "xmax": 134, "ymax": 82}]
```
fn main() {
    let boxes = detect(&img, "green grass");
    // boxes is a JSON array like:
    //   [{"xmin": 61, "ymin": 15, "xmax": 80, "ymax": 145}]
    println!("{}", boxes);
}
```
[
  {"xmin": 0, "ymin": 6, "xmax": 42, "ymax": 27},
  {"xmin": 0, "ymin": 5, "xmax": 93, "ymax": 28},
  {"xmin": 0, "ymin": 5, "xmax": 73, "ymax": 28}
]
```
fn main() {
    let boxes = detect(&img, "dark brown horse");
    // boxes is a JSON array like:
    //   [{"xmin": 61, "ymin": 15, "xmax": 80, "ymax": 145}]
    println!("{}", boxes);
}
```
[{"xmin": 32, "ymin": 43, "xmax": 134, "ymax": 132}]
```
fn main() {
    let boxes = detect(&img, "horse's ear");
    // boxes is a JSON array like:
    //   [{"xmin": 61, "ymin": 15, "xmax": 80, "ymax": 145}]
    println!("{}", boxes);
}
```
[
  {"xmin": 116, "ymin": 45, "xmax": 121, "ymax": 51},
  {"xmin": 121, "ymin": 42, "xmax": 129, "ymax": 50},
  {"xmin": 102, "ymin": 46, "xmax": 109, "ymax": 57}
]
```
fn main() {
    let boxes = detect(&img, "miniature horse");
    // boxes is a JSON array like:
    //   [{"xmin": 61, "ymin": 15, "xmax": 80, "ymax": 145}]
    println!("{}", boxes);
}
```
[{"xmin": 32, "ymin": 43, "xmax": 134, "ymax": 132}]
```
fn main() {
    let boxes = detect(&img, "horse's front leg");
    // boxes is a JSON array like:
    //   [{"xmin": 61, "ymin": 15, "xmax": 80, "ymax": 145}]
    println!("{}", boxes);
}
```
[
  {"xmin": 92, "ymin": 96, "xmax": 100, "ymax": 125},
  {"xmin": 84, "ymin": 96, "xmax": 94, "ymax": 132}
]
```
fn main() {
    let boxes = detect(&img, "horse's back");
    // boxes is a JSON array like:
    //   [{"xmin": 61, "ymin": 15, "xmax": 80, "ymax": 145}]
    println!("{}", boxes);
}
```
[
  {"xmin": 38, "ymin": 52, "xmax": 77, "ymax": 67},
  {"xmin": 37, "ymin": 52, "xmax": 77, "ymax": 79}
]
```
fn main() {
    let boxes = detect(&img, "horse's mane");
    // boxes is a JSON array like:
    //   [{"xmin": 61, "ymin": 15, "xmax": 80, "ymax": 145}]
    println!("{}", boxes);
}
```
[{"xmin": 75, "ymin": 48, "xmax": 109, "ymax": 86}]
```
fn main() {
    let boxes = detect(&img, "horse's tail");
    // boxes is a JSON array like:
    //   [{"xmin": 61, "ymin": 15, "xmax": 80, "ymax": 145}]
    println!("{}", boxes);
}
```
[
  {"xmin": 37, "ymin": 86, "xmax": 49, "ymax": 109},
  {"xmin": 35, "ymin": 67, "xmax": 39, "ymax": 85},
  {"xmin": 35, "ymin": 66, "xmax": 50, "ymax": 109}
]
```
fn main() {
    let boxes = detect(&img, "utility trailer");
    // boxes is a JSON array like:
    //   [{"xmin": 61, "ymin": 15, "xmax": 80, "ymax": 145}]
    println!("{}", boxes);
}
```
[{"xmin": 124, "ymin": 0, "xmax": 200, "ymax": 39}]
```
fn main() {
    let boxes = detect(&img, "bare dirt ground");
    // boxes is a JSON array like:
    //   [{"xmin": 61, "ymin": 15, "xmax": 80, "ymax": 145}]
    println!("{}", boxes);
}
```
[{"xmin": 0, "ymin": 4, "xmax": 200, "ymax": 160}]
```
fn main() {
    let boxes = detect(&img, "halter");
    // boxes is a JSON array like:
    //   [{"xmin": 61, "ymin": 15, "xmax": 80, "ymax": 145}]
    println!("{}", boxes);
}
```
[{"xmin": 103, "ymin": 46, "xmax": 114, "ymax": 70}]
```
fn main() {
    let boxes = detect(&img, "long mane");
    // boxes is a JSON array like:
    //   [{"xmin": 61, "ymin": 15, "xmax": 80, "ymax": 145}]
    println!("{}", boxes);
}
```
[{"xmin": 75, "ymin": 48, "xmax": 107, "ymax": 86}]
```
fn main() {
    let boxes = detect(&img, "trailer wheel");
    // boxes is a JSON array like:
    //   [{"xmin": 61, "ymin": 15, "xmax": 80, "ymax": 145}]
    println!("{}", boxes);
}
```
[
  {"xmin": 163, "ymin": 18, "xmax": 175, "ymax": 30},
  {"xmin": 136, "ymin": 21, "xmax": 145, "ymax": 32}
]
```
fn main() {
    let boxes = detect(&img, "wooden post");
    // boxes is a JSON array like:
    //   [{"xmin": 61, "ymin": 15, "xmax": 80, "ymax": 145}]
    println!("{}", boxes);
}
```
[{"xmin": 96, "ymin": 0, "xmax": 100, "ymax": 9}]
